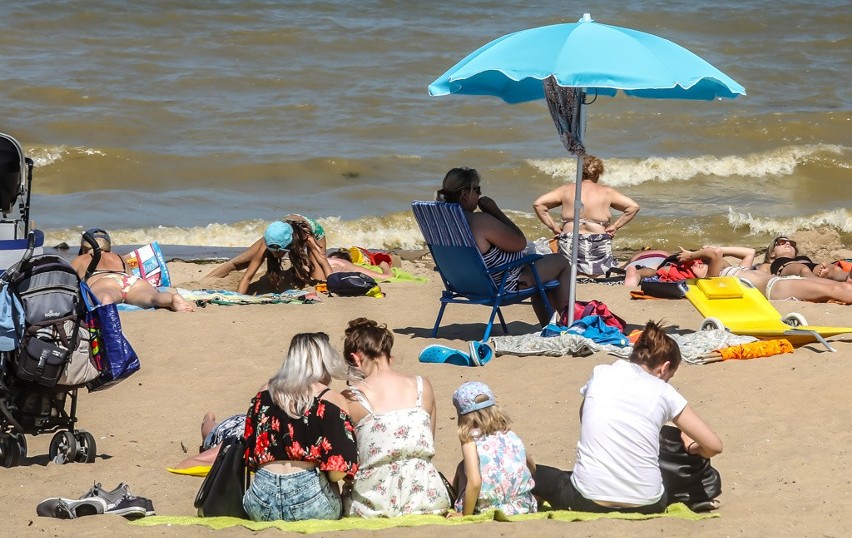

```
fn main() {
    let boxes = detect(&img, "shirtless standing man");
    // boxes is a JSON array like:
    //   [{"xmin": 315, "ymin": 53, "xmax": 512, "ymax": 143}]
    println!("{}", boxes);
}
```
[
  {"xmin": 533, "ymin": 155, "xmax": 640, "ymax": 277},
  {"xmin": 70, "ymin": 228, "xmax": 194, "ymax": 312}
]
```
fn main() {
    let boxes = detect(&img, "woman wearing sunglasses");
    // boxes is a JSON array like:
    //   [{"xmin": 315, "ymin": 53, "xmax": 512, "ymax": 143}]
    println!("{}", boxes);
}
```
[
  {"xmin": 205, "ymin": 215, "xmax": 333, "ymax": 294},
  {"xmin": 759, "ymin": 236, "xmax": 851, "ymax": 283},
  {"xmin": 437, "ymin": 167, "xmax": 572, "ymax": 325}
]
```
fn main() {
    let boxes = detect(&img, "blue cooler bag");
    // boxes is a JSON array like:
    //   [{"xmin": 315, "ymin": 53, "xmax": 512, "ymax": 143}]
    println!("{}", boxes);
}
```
[{"xmin": 80, "ymin": 282, "xmax": 140, "ymax": 391}]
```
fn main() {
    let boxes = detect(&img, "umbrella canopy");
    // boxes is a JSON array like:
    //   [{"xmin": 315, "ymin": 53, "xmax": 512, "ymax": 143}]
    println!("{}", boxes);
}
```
[
  {"xmin": 428, "ymin": 14, "xmax": 745, "ymax": 102},
  {"xmin": 428, "ymin": 14, "xmax": 745, "ymax": 326}
]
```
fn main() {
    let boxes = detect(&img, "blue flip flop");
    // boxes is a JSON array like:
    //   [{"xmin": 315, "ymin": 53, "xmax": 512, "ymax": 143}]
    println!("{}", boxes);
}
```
[
  {"xmin": 418, "ymin": 345, "xmax": 474, "ymax": 367},
  {"xmin": 468, "ymin": 341, "xmax": 493, "ymax": 366}
]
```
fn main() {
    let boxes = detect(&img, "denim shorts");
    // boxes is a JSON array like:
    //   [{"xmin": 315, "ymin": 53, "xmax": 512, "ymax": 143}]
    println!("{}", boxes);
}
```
[{"xmin": 243, "ymin": 466, "xmax": 342, "ymax": 522}]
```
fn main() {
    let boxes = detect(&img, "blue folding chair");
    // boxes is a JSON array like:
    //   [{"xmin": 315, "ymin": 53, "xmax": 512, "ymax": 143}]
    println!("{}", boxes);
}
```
[{"xmin": 411, "ymin": 201, "xmax": 557, "ymax": 341}]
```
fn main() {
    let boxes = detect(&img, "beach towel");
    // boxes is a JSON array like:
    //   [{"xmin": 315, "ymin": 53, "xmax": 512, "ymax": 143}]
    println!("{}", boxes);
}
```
[
  {"xmin": 114, "ymin": 289, "xmax": 317, "ymax": 311},
  {"xmin": 492, "ymin": 328, "xmax": 757, "ymax": 363},
  {"xmin": 492, "ymin": 332, "xmax": 633, "ymax": 359},
  {"xmin": 566, "ymin": 315, "xmax": 630, "ymax": 346},
  {"xmin": 352, "ymin": 261, "xmax": 428, "ymax": 283},
  {"xmin": 130, "ymin": 503, "xmax": 715, "ymax": 532}
]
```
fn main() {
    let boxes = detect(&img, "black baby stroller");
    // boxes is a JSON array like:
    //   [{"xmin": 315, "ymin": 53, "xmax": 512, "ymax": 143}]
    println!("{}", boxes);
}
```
[
  {"xmin": 0, "ymin": 233, "xmax": 99, "ymax": 467},
  {"xmin": 0, "ymin": 133, "xmax": 96, "ymax": 467}
]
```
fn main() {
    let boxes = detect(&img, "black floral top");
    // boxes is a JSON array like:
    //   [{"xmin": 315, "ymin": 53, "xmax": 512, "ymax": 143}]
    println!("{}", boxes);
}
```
[{"xmin": 243, "ymin": 389, "xmax": 358, "ymax": 479}]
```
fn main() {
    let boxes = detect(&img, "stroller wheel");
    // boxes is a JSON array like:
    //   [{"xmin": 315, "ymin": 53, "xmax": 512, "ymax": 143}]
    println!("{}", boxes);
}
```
[
  {"xmin": 73, "ymin": 430, "xmax": 97, "ymax": 463},
  {"xmin": 0, "ymin": 434, "xmax": 22, "ymax": 468},
  {"xmin": 11, "ymin": 433, "xmax": 27, "ymax": 459},
  {"xmin": 49, "ymin": 431, "xmax": 78, "ymax": 465}
]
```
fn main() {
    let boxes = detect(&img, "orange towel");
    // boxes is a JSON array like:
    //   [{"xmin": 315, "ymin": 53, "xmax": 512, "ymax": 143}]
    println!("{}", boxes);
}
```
[{"xmin": 714, "ymin": 339, "xmax": 794, "ymax": 360}]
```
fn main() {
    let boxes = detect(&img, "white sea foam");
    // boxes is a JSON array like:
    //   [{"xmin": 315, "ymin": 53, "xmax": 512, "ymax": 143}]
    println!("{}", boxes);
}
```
[
  {"xmin": 42, "ymin": 207, "xmax": 851, "ymax": 252},
  {"xmin": 28, "ymin": 145, "xmax": 105, "ymax": 168},
  {"xmin": 46, "ymin": 213, "xmax": 430, "ymax": 251},
  {"xmin": 527, "ymin": 144, "xmax": 848, "ymax": 186},
  {"xmin": 727, "ymin": 207, "xmax": 852, "ymax": 235}
]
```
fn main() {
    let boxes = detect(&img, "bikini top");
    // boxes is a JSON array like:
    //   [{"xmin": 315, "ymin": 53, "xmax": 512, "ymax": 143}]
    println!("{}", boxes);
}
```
[
  {"xmin": 770, "ymin": 256, "xmax": 815, "ymax": 275},
  {"xmin": 562, "ymin": 217, "xmax": 609, "ymax": 228}
]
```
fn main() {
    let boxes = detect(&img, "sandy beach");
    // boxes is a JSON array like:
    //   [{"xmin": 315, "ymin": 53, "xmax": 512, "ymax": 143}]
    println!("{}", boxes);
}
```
[{"xmin": 3, "ymin": 242, "xmax": 851, "ymax": 538}]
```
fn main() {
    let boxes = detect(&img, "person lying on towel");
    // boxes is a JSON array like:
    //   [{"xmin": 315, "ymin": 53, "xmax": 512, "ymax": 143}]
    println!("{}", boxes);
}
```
[{"xmin": 71, "ymin": 228, "xmax": 194, "ymax": 312}]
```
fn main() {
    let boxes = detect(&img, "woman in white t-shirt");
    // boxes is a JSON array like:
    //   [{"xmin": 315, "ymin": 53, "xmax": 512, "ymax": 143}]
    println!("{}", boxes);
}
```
[{"xmin": 532, "ymin": 320, "xmax": 722, "ymax": 514}]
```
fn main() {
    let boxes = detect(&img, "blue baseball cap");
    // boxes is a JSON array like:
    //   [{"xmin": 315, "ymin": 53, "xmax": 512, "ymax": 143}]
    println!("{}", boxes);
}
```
[
  {"xmin": 453, "ymin": 381, "xmax": 496, "ymax": 415},
  {"xmin": 78, "ymin": 227, "xmax": 111, "ymax": 255},
  {"xmin": 264, "ymin": 221, "xmax": 293, "ymax": 251}
]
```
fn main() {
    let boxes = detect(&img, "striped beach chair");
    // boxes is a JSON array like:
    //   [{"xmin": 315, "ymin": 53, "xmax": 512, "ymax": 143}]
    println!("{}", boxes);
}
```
[{"xmin": 411, "ymin": 201, "xmax": 557, "ymax": 341}]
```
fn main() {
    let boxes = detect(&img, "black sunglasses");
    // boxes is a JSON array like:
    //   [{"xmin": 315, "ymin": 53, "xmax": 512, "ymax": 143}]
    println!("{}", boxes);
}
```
[
  {"xmin": 470, "ymin": 186, "xmax": 481, "ymax": 194},
  {"xmin": 267, "ymin": 243, "xmax": 284, "ymax": 252},
  {"xmin": 774, "ymin": 238, "xmax": 796, "ymax": 248}
]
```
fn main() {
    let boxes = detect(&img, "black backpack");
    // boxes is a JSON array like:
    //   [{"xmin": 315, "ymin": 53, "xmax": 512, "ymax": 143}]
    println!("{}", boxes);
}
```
[
  {"xmin": 326, "ymin": 272, "xmax": 379, "ymax": 296},
  {"xmin": 9, "ymin": 255, "xmax": 83, "ymax": 387}
]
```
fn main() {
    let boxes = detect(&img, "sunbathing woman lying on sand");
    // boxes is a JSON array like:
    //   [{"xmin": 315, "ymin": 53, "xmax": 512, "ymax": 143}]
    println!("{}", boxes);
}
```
[
  {"xmin": 70, "ymin": 228, "xmax": 194, "ymax": 312},
  {"xmin": 759, "ymin": 236, "xmax": 852, "ymax": 283},
  {"xmin": 677, "ymin": 245, "xmax": 852, "ymax": 303}
]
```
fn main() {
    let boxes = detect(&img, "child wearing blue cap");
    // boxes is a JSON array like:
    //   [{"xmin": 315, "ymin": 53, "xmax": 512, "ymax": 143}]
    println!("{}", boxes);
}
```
[
  {"xmin": 449, "ymin": 381, "xmax": 537, "ymax": 516},
  {"xmin": 205, "ymin": 214, "xmax": 332, "ymax": 294}
]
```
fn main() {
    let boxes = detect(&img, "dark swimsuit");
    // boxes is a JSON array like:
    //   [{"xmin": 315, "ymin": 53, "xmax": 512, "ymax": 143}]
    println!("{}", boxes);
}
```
[{"xmin": 770, "ymin": 256, "xmax": 816, "ymax": 275}]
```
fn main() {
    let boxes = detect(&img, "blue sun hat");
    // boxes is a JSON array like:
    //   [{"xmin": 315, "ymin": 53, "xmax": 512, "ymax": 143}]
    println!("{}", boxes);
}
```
[
  {"xmin": 78, "ymin": 227, "xmax": 112, "ymax": 255},
  {"xmin": 452, "ymin": 381, "xmax": 496, "ymax": 415},
  {"xmin": 263, "ymin": 221, "xmax": 293, "ymax": 251}
]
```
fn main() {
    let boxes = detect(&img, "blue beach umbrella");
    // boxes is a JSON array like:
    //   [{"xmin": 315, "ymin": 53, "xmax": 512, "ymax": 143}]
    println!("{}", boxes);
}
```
[{"xmin": 428, "ymin": 13, "xmax": 745, "ymax": 324}]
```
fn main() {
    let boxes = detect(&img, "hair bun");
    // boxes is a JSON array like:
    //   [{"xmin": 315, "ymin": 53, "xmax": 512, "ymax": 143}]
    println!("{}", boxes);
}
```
[{"xmin": 347, "ymin": 317, "xmax": 377, "ymax": 331}]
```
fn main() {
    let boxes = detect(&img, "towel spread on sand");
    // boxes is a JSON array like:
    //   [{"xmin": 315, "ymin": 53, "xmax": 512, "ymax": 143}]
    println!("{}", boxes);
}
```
[
  {"xmin": 114, "ymin": 288, "xmax": 318, "ymax": 310},
  {"xmin": 492, "ymin": 329, "xmax": 757, "ymax": 362},
  {"xmin": 353, "ymin": 262, "xmax": 428, "ymax": 283},
  {"xmin": 492, "ymin": 332, "xmax": 633, "ymax": 358},
  {"xmin": 177, "ymin": 289, "xmax": 318, "ymax": 306},
  {"xmin": 130, "ymin": 503, "xmax": 715, "ymax": 532}
]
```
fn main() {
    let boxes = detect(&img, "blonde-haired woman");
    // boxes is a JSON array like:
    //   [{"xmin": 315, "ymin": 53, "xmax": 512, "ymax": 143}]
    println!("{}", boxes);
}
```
[
  {"xmin": 242, "ymin": 332, "xmax": 358, "ymax": 521},
  {"xmin": 533, "ymin": 154, "xmax": 640, "ymax": 277},
  {"xmin": 342, "ymin": 318, "xmax": 450, "ymax": 517},
  {"xmin": 449, "ymin": 381, "xmax": 537, "ymax": 516}
]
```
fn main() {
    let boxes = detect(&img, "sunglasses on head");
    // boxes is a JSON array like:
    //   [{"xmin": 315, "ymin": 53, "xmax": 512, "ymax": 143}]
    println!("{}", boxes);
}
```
[{"xmin": 775, "ymin": 238, "xmax": 796, "ymax": 248}]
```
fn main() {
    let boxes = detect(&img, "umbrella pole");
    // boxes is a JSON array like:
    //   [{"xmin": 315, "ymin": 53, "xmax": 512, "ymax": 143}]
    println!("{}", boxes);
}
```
[{"xmin": 565, "ymin": 92, "xmax": 586, "ymax": 326}]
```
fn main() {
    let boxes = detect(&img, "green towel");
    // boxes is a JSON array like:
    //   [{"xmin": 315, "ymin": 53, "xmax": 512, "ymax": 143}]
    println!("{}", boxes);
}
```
[
  {"xmin": 354, "ymin": 262, "xmax": 428, "ymax": 283},
  {"xmin": 130, "ymin": 503, "xmax": 716, "ymax": 532}
]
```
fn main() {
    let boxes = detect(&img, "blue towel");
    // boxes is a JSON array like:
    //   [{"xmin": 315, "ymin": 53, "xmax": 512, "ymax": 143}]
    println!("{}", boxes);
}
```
[
  {"xmin": 0, "ymin": 284, "xmax": 23, "ymax": 351},
  {"xmin": 567, "ymin": 315, "xmax": 629, "ymax": 347}
]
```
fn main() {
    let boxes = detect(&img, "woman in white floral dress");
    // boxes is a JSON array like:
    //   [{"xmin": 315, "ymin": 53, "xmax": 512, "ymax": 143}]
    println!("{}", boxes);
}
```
[{"xmin": 342, "ymin": 318, "xmax": 451, "ymax": 517}]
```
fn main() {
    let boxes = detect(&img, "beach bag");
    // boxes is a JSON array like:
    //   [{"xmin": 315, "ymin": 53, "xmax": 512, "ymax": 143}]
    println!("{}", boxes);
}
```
[
  {"xmin": 80, "ymin": 282, "xmax": 140, "ymax": 392},
  {"xmin": 326, "ymin": 272, "xmax": 380, "ymax": 297},
  {"xmin": 658, "ymin": 425, "xmax": 722, "ymax": 508},
  {"xmin": 194, "ymin": 436, "xmax": 250, "ymax": 518},
  {"xmin": 56, "ymin": 320, "xmax": 100, "ymax": 387},
  {"xmin": 640, "ymin": 277, "xmax": 689, "ymax": 299},
  {"xmin": 561, "ymin": 300, "xmax": 626, "ymax": 333},
  {"xmin": 9, "ymin": 255, "xmax": 83, "ymax": 387}
]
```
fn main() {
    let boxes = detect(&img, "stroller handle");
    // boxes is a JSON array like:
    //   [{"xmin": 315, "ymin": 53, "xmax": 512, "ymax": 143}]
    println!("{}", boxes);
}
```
[
  {"xmin": 1, "ymin": 231, "xmax": 38, "ymax": 283},
  {"xmin": 81, "ymin": 231, "xmax": 102, "ymax": 280}
]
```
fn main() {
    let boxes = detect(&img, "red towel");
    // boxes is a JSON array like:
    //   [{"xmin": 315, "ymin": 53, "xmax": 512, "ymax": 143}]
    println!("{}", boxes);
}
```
[{"xmin": 656, "ymin": 260, "xmax": 702, "ymax": 282}]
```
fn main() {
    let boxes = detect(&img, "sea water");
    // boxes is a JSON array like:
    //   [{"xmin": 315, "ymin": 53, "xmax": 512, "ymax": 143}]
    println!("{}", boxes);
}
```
[{"xmin": 2, "ymin": 0, "xmax": 849, "ymax": 259}]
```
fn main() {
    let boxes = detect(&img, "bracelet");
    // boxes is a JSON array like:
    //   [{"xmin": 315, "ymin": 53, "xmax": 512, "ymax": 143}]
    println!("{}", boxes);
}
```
[{"xmin": 687, "ymin": 441, "xmax": 698, "ymax": 454}]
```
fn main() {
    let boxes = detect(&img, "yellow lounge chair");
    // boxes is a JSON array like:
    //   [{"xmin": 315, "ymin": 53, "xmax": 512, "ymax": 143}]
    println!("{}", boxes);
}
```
[{"xmin": 684, "ymin": 277, "xmax": 852, "ymax": 352}]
